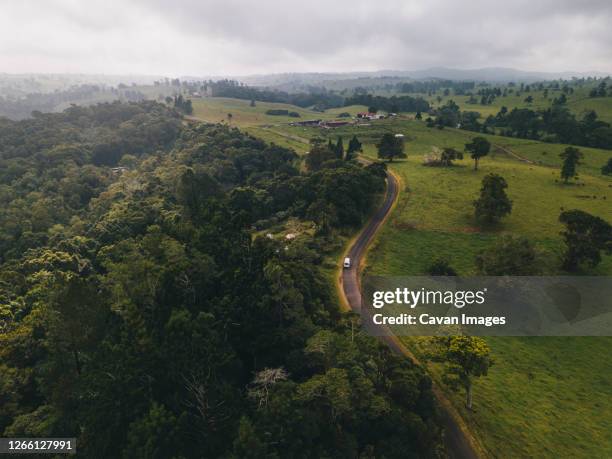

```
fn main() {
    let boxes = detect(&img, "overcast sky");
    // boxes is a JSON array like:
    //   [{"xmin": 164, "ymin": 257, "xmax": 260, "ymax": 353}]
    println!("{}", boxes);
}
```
[{"xmin": 1, "ymin": 0, "xmax": 611, "ymax": 76}]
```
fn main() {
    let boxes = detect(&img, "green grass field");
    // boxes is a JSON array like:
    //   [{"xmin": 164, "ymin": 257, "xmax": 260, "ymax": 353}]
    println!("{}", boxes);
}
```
[
  {"xmin": 351, "ymin": 121, "xmax": 612, "ymax": 276},
  {"xmin": 277, "ymin": 117, "xmax": 611, "ymax": 272},
  {"xmin": 191, "ymin": 96, "xmax": 367, "ymax": 127},
  {"xmin": 408, "ymin": 85, "xmax": 612, "ymax": 124},
  {"xmin": 413, "ymin": 336, "xmax": 612, "ymax": 458},
  {"xmin": 189, "ymin": 95, "xmax": 612, "ymax": 458},
  {"xmin": 190, "ymin": 97, "xmax": 367, "ymax": 152},
  {"xmin": 332, "ymin": 120, "xmax": 611, "ymax": 458},
  {"xmin": 272, "ymin": 117, "xmax": 612, "ymax": 458},
  {"xmin": 568, "ymin": 95, "xmax": 612, "ymax": 124}
]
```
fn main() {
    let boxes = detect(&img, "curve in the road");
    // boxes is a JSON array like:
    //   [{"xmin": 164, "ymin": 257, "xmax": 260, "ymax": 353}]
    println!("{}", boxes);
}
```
[
  {"xmin": 341, "ymin": 164, "xmax": 398, "ymax": 312},
  {"xmin": 339, "ymin": 164, "xmax": 483, "ymax": 459}
]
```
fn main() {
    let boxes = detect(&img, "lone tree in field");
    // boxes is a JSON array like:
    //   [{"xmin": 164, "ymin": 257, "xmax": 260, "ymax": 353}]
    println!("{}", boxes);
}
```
[
  {"xmin": 601, "ymin": 157, "xmax": 612, "ymax": 175},
  {"xmin": 440, "ymin": 147, "xmax": 463, "ymax": 166},
  {"xmin": 475, "ymin": 235, "xmax": 539, "ymax": 275},
  {"xmin": 346, "ymin": 135, "xmax": 362, "ymax": 160},
  {"xmin": 465, "ymin": 137, "xmax": 491, "ymax": 170},
  {"xmin": 433, "ymin": 336, "xmax": 493, "ymax": 410},
  {"xmin": 473, "ymin": 174, "xmax": 512, "ymax": 224},
  {"xmin": 426, "ymin": 257, "xmax": 457, "ymax": 276},
  {"xmin": 377, "ymin": 133, "xmax": 406, "ymax": 162},
  {"xmin": 559, "ymin": 210, "xmax": 612, "ymax": 271},
  {"xmin": 559, "ymin": 146, "xmax": 583, "ymax": 183}
]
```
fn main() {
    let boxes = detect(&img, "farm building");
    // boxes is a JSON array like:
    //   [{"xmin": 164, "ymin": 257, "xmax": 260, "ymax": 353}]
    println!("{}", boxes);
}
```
[
  {"xmin": 321, "ymin": 120, "xmax": 350, "ymax": 128},
  {"xmin": 290, "ymin": 119, "xmax": 322, "ymax": 126},
  {"xmin": 356, "ymin": 112, "xmax": 385, "ymax": 120}
]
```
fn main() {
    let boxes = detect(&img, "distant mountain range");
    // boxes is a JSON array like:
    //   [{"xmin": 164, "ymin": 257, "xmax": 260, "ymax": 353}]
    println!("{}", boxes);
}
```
[
  {"xmin": 397, "ymin": 67, "xmax": 609, "ymax": 82},
  {"xmin": 229, "ymin": 67, "xmax": 610, "ymax": 90},
  {"xmin": 2, "ymin": 67, "xmax": 609, "ymax": 95},
  {"xmin": 2, "ymin": 67, "xmax": 609, "ymax": 103}
]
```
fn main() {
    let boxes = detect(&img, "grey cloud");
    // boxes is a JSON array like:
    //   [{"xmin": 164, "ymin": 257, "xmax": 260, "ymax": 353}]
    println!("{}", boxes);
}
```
[{"xmin": 1, "ymin": 0, "xmax": 611, "ymax": 75}]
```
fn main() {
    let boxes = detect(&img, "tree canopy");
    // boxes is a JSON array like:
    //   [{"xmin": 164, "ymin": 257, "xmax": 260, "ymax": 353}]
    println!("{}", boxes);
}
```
[
  {"xmin": 0, "ymin": 101, "xmax": 443, "ymax": 458},
  {"xmin": 559, "ymin": 210, "xmax": 612, "ymax": 271},
  {"xmin": 559, "ymin": 146, "xmax": 583, "ymax": 183},
  {"xmin": 431, "ymin": 336, "xmax": 493, "ymax": 410},
  {"xmin": 465, "ymin": 137, "xmax": 491, "ymax": 171},
  {"xmin": 476, "ymin": 235, "xmax": 539, "ymax": 275},
  {"xmin": 377, "ymin": 133, "xmax": 406, "ymax": 162},
  {"xmin": 473, "ymin": 174, "xmax": 513, "ymax": 224}
]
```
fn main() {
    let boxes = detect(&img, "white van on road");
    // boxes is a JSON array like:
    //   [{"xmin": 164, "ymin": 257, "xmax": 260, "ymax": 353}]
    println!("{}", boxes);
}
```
[{"xmin": 343, "ymin": 257, "xmax": 351, "ymax": 268}]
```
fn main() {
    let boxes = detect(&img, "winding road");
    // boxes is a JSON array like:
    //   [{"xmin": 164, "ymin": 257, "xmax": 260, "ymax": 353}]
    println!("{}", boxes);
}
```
[{"xmin": 339, "ymin": 165, "xmax": 482, "ymax": 459}]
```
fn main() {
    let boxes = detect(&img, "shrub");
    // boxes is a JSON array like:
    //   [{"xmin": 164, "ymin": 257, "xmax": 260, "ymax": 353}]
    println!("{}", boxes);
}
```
[{"xmin": 265, "ymin": 109, "xmax": 289, "ymax": 116}]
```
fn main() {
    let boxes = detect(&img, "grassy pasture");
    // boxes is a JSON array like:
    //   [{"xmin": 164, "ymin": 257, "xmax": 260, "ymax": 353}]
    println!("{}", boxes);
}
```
[
  {"xmin": 190, "ymin": 96, "xmax": 367, "ymax": 127},
  {"xmin": 413, "ymin": 335, "xmax": 612, "ymax": 459},
  {"xmin": 274, "ymin": 118, "xmax": 611, "ymax": 275},
  {"xmin": 280, "ymin": 117, "xmax": 611, "ymax": 175},
  {"xmin": 491, "ymin": 138, "xmax": 611, "ymax": 176},
  {"xmin": 405, "ymin": 84, "xmax": 612, "ymax": 124},
  {"xmin": 191, "ymin": 95, "xmax": 612, "ymax": 458},
  {"xmin": 419, "ymin": 92, "xmax": 549, "ymax": 117},
  {"xmin": 282, "ymin": 118, "xmax": 612, "ymax": 275},
  {"xmin": 353, "ymin": 122, "xmax": 611, "ymax": 458},
  {"xmin": 246, "ymin": 126, "xmax": 312, "ymax": 153},
  {"xmin": 568, "ymin": 95, "xmax": 612, "ymax": 124},
  {"xmin": 272, "ymin": 117, "xmax": 612, "ymax": 458}
]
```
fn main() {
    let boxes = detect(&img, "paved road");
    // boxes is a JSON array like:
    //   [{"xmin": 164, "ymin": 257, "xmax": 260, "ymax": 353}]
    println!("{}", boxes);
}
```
[
  {"xmin": 341, "ymin": 164, "xmax": 397, "ymax": 311},
  {"xmin": 340, "ymin": 165, "xmax": 481, "ymax": 459}
]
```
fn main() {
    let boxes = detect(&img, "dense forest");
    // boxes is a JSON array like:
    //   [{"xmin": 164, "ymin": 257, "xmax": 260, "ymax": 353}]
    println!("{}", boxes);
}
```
[
  {"xmin": 431, "ymin": 100, "xmax": 612, "ymax": 150},
  {"xmin": 344, "ymin": 94, "xmax": 431, "ymax": 114},
  {"xmin": 485, "ymin": 105, "xmax": 612, "ymax": 149},
  {"xmin": 203, "ymin": 80, "xmax": 433, "ymax": 114},
  {"xmin": 396, "ymin": 80, "xmax": 476, "ymax": 95},
  {"xmin": 0, "ymin": 85, "xmax": 146, "ymax": 120},
  {"xmin": 0, "ymin": 102, "xmax": 443, "ymax": 458},
  {"xmin": 207, "ymin": 80, "xmax": 345, "ymax": 110}
]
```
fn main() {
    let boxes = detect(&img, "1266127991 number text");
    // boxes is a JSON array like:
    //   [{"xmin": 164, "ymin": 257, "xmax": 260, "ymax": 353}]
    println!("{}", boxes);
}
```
[{"xmin": 0, "ymin": 438, "xmax": 76, "ymax": 455}]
